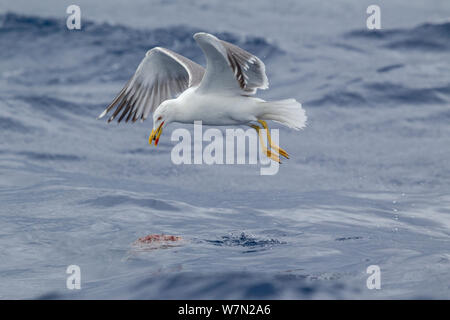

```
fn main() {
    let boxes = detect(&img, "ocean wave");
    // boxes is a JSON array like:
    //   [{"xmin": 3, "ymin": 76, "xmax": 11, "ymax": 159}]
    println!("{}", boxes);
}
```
[
  {"xmin": 37, "ymin": 271, "xmax": 360, "ymax": 299},
  {"xmin": 80, "ymin": 195, "xmax": 180, "ymax": 211},
  {"xmin": 307, "ymin": 77, "xmax": 449, "ymax": 108},
  {"xmin": 364, "ymin": 82, "xmax": 450, "ymax": 105},
  {"xmin": 0, "ymin": 116, "xmax": 32, "ymax": 133},
  {"xmin": 376, "ymin": 64, "xmax": 404, "ymax": 73},
  {"xmin": 307, "ymin": 90, "xmax": 367, "ymax": 107},
  {"xmin": 345, "ymin": 21, "xmax": 450, "ymax": 51},
  {"xmin": 16, "ymin": 151, "xmax": 83, "ymax": 162},
  {"xmin": 0, "ymin": 12, "xmax": 282, "ymax": 85}
]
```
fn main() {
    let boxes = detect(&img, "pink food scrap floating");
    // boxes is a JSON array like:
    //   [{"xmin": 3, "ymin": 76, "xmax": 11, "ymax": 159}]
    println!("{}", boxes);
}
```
[{"xmin": 135, "ymin": 234, "xmax": 182, "ymax": 244}]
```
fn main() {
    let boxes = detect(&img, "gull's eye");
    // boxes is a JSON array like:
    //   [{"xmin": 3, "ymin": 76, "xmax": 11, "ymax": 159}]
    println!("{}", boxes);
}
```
[{"xmin": 157, "ymin": 116, "xmax": 162, "ymax": 121}]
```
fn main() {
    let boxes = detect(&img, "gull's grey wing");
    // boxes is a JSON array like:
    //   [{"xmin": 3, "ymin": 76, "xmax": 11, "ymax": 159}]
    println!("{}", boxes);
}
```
[
  {"xmin": 98, "ymin": 47, "xmax": 205, "ymax": 123},
  {"xmin": 193, "ymin": 32, "xmax": 269, "ymax": 95}
]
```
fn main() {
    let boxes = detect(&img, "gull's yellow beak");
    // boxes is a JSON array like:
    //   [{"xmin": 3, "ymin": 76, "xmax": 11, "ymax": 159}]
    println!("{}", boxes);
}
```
[{"xmin": 148, "ymin": 121, "xmax": 164, "ymax": 146}]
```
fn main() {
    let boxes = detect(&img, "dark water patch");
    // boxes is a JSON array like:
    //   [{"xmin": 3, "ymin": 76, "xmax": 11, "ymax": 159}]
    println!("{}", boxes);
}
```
[
  {"xmin": 0, "ymin": 268, "xmax": 34, "ymax": 277},
  {"xmin": 384, "ymin": 22, "xmax": 450, "ymax": 51},
  {"xmin": 0, "ymin": 12, "xmax": 62, "ymax": 33},
  {"xmin": 51, "ymin": 272, "xmax": 355, "ymax": 299},
  {"xmin": 17, "ymin": 151, "xmax": 83, "ymax": 162},
  {"xmin": 412, "ymin": 21, "xmax": 450, "ymax": 39},
  {"xmin": 124, "ymin": 148, "xmax": 162, "ymax": 155},
  {"xmin": 5, "ymin": 215, "xmax": 83, "ymax": 232},
  {"xmin": 377, "ymin": 64, "xmax": 404, "ymax": 73},
  {"xmin": 335, "ymin": 236, "xmax": 363, "ymax": 241},
  {"xmin": 17, "ymin": 95, "xmax": 100, "ymax": 118},
  {"xmin": 406, "ymin": 109, "xmax": 450, "ymax": 124},
  {"xmin": 345, "ymin": 29, "xmax": 400, "ymax": 40},
  {"xmin": 435, "ymin": 86, "xmax": 450, "ymax": 96},
  {"xmin": 364, "ymin": 82, "xmax": 449, "ymax": 105},
  {"xmin": 35, "ymin": 292, "xmax": 61, "ymax": 300},
  {"xmin": 307, "ymin": 90, "xmax": 367, "ymax": 107},
  {"xmin": 18, "ymin": 95, "xmax": 77, "ymax": 110},
  {"xmin": 384, "ymin": 39, "xmax": 447, "ymax": 51},
  {"xmin": 331, "ymin": 42, "xmax": 366, "ymax": 53},
  {"xmin": 80, "ymin": 195, "xmax": 179, "ymax": 211},
  {"xmin": 245, "ymin": 282, "xmax": 276, "ymax": 297},
  {"xmin": 295, "ymin": 154, "xmax": 348, "ymax": 167},
  {"xmin": 0, "ymin": 116, "xmax": 33, "ymax": 133}
]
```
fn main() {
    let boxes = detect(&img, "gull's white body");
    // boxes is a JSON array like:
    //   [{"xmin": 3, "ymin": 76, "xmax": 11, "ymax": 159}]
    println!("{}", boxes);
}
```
[{"xmin": 169, "ymin": 87, "xmax": 263, "ymax": 126}]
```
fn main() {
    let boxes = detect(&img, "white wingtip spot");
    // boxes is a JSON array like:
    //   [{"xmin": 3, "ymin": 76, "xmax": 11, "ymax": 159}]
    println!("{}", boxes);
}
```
[{"xmin": 97, "ymin": 110, "xmax": 107, "ymax": 119}]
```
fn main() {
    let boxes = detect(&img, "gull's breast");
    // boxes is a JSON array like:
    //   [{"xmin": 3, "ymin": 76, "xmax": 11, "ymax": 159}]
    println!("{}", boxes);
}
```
[{"xmin": 178, "ymin": 91, "xmax": 259, "ymax": 126}]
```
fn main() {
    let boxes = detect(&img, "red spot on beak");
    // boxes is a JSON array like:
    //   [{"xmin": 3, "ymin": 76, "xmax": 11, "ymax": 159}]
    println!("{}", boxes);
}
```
[{"xmin": 154, "ymin": 121, "xmax": 164, "ymax": 146}]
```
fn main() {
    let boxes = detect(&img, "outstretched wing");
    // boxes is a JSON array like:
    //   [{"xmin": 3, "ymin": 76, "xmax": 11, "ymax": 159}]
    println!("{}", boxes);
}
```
[
  {"xmin": 98, "ymin": 47, "xmax": 205, "ymax": 123},
  {"xmin": 193, "ymin": 32, "xmax": 268, "ymax": 95}
]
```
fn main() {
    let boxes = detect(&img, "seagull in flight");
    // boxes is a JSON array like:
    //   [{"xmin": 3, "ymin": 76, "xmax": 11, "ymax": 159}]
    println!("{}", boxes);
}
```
[{"xmin": 98, "ymin": 32, "xmax": 306, "ymax": 162}]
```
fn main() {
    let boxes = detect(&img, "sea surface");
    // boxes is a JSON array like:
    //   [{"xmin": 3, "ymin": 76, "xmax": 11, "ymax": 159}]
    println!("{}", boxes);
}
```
[{"xmin": 0, "ymin": 0, "xmax": 449, "ymax": 299}]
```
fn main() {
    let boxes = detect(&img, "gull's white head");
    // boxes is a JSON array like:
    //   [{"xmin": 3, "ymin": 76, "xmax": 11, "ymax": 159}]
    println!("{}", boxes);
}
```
[{"xmin": 148, "ymin": 99, "xmax": 176, "ymax": 146}]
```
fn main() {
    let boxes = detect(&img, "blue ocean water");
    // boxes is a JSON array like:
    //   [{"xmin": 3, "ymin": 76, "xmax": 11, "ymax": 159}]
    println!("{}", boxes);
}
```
[{"xmin": 0, "ymin": 1, "xmax": 449, "ymax": 299}]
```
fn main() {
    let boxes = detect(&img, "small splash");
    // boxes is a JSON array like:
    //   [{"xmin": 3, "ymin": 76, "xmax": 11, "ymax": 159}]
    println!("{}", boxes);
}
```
[{"xmin": 205, "ymin": 232, "xmax": 285, "ymax": 252}]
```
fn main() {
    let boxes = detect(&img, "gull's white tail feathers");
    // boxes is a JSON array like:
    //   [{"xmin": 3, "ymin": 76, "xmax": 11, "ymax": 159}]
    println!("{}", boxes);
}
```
[{"xmin": 259, "ymin": 99, "xmax": 307, "ymax": 130}]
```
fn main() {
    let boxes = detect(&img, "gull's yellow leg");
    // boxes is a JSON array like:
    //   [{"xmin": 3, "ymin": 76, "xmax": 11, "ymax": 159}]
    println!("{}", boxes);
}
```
[
  {"xmin": 250, "ymin": 124, "xmax": 281, "ymax": 163},
  {"xmin": 257, "ymin": 120, "xmax": 289, "ymax": 159}
]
